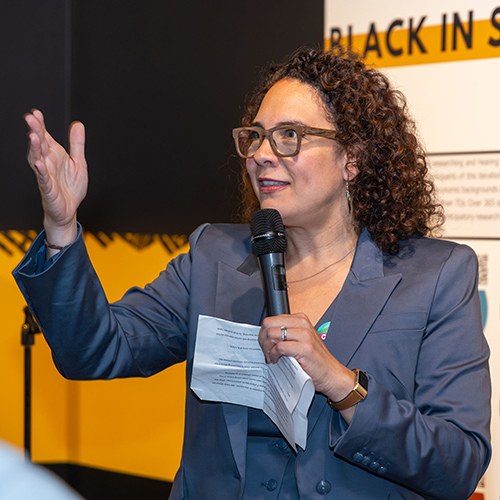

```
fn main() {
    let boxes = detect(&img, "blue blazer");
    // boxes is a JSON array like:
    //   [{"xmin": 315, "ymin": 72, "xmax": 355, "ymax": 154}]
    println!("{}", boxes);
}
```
[{"xmin": 14, "ymin": 223, "xmax": 491, "ymax": 500}]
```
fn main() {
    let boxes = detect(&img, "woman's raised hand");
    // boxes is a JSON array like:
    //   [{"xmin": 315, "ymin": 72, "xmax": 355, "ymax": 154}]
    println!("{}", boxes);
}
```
[{"xmin": 25, "ymin": 110, "xmax": 87, "ymax": 248}]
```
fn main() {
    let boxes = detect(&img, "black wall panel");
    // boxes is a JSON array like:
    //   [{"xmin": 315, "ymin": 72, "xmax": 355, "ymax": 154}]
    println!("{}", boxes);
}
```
[
  {"xmin": 1, "ymin": 1, "xmax": 323, "ymax": 234},
  {"xmin": 0, "ymin": 0, "xmax": 69, "ymax": 231},
  {"xmin": 70, "ymin": 0, "xmax": 324, "ymax": 234}
]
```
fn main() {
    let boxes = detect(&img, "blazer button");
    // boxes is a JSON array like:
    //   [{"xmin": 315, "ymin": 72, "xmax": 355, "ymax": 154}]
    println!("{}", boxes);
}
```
[
  {"xmin": 274, "ymin": 439, "xmax": 289, "ymax": 451},
  {"xmin": 378, "ymin": 462, "xmax": 390, "ymax": 475},
  {"xmin": 352, "ymin": 447, "xmax": 367, "ymax": 463},
  {"xmin": 265, "ymin": 479, "xmax": 278, "ymax": 491},
  {"xmin": 361, "ymin": 452, "xmax": 374, "ymax": 466},
  {"xmin": 316, "ymin": 480, "xmax": 332, "ymax": 495},
  {"xmin": 370, "ymin": 456, "xmax": 384, "ymax": 471}
]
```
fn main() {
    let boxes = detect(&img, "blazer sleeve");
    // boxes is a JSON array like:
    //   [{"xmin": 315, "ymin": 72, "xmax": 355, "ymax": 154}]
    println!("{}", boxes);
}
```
[
  {"xmin": 330, "ymin": 243, "xmax": 491, "ymax": 500},
  {"xmin": 13, "ymin": 223, "xmax": 210, "ymax": 380}
]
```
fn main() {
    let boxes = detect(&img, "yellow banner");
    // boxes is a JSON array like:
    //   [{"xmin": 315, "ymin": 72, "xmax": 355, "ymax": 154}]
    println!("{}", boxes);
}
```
[
  {"xmin": 0, "ymin": 230, "xmax": 188, "ymax": 481},
  {"xmin": 325, "ymin": 9, "xmax": 500, "ymax": 67}
]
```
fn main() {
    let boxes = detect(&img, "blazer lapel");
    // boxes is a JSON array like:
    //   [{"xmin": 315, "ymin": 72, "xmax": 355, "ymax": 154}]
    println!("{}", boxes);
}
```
[
  {"xmin": 214, "ymin": 253, "xmax": 265, "ymax": 325},
  {"xmin": 222, "ymin": 402, "xmax": 249, "ymax": 490},
  {"xmin": 215, "ymin": 251, "xmax": 264, "ymax": 485},
  {"xmin": 308, "ymin": 230, "xmax": 402, "ymax": 435},
  {"xmin": 324, "ymin": 229, "xmax": 402, "ymax": 366}
]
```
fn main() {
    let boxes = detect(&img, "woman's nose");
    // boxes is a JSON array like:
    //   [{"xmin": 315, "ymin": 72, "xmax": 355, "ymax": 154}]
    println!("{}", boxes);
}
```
[{"xmin": 253, "ymin": 135, "xmax": 277, "ymax": 163}]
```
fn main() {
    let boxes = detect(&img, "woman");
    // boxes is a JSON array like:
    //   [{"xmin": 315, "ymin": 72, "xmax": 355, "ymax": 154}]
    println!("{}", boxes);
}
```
[{"xmin": 14, "ymin": 47, "xmax": 490, "ymax": 499}]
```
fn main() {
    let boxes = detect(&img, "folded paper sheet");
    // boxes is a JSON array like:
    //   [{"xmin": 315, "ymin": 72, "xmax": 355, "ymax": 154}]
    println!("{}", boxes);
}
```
[{"xmin": 190, "ymin": 315, "xmax": 315, "ymax": 451}]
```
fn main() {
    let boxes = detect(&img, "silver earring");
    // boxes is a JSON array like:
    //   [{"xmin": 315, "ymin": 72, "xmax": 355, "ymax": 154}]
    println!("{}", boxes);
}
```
[{"xmin": 346, "ymin": 181, "xmax": 352, "ymax": 213}]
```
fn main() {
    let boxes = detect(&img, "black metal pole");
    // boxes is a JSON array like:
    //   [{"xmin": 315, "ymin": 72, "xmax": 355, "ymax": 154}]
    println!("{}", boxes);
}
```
[
  {"xmin": 21, "ymin": 306, "xmax": 40, "ymax": 462},
  {"xmin": 24, "ymin": 342, "xmax": 32, "ymax": 460}
]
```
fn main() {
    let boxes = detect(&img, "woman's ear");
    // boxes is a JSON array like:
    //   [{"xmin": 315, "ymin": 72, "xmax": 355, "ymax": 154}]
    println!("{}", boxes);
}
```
[{"xmin": 343, "ymin": 158, "xmax": 359, "ymax": 182}]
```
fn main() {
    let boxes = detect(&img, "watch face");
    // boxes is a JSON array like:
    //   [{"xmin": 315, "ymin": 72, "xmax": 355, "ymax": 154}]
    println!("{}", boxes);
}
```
[{"xmin": 358, "ymin": 370, "xmax": 368, "ymax": 391}]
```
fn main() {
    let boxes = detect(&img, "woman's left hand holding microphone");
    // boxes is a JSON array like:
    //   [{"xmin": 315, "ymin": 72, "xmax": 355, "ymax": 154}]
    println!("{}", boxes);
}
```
[{"xmin": 258, "ymin": 313, "xmax": 357, "ymax": 423}]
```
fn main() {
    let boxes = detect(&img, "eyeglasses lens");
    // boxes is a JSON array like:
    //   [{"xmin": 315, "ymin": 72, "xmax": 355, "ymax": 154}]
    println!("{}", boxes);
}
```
[
  {"xmin": 272, "ymin": 128, "xmax": 299, "ymax": 156},
  {"xmin": 237, "ymin": 129, "xmax": 260, "ymax": 158},
  {"xmin": 236, "ymin": 127, "xmax": 299, "ymax": 158}
]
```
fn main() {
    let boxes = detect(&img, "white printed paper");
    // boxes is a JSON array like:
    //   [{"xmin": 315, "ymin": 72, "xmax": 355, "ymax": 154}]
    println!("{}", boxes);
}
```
[{"xmin": 190, "ymin": 315, "xmax": 315, "ymax": 451}]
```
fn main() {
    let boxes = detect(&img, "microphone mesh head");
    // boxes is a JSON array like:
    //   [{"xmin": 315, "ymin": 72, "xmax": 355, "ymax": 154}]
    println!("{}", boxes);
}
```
[{"xmin": 251, "ymin": 209, "xmax": 286, "ymax": 256}]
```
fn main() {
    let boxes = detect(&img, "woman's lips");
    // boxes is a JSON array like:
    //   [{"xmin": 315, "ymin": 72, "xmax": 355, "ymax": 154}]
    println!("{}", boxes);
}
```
[{"xmin": 258, "ymin": 178, "xmax": 289, "ymax": 194}]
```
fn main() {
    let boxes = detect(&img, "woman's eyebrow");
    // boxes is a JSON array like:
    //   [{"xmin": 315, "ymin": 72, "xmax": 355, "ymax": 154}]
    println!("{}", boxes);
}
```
[{"xmin": 250, "ymin": 120, "xmax": 308, "ymax": 128}]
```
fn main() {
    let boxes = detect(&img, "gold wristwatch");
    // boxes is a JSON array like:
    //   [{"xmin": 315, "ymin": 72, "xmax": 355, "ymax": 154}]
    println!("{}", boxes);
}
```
[{"xmin": 327, "ymin": 369, "xmax": 368, "ymax": 411}]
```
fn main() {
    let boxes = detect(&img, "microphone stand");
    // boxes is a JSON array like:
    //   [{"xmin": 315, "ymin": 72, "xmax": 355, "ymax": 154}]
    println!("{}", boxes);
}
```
[{"xmin": 21, "ymin": 306, "xmax": 41, "ymax": 461}]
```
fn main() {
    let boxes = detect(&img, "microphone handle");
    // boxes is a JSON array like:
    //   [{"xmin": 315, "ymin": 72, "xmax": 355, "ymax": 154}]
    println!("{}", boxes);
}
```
[{"xmin": 258, "ymin": 252, "xmax": 290, "ymax": 316}]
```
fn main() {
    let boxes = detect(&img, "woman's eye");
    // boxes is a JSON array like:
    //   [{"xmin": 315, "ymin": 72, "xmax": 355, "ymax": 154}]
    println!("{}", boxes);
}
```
[
  {"xmin": 249, "ymin": 130, "xmax": 261, "ymax": 141},
  {"xmin": 280, "ymin": 128, "xmax": 298, "ymax": 139}
]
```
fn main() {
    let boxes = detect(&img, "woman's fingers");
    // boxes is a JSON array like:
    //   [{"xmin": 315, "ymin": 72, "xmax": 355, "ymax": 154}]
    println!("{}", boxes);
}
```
[
  {"xmin": 31, "ymin": 108, "xmax": 45, "ymax": 125},
  {"xmin": 258, "ymin": 313, "xmax": 312, "ymax": 363},
  {"xmin": 264, "ymin": 325, "xmax": 320, "ymax": 365},
  {"xmin": 25, "ymin": 111, "xmax": 52, "ymax": 165},
  {"xmin": 68, "ymin": 121, "xmax": 86, "ymax": 161},
  {"xmin": 258, "ymin": 313, "xmax": 354, "ymax": 400},
  {"xmin": 26, "ymin": 131, "xmax": 41, "ymax": 170}
]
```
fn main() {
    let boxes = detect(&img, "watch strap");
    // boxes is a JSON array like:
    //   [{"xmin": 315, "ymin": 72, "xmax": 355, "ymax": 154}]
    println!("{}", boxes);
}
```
[{"xmin": 327, "ymin": 369, "xmax": 368, "ymax": 411}]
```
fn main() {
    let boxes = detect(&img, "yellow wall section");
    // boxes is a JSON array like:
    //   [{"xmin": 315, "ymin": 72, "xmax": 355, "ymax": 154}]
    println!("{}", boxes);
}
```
[
  {"xmin": 0, "ymin": 230, "xmax": 189, "ymax": 482},
  {"xmin": 325, "ymin": 17, "xmax": 500, "ymax": 67}
]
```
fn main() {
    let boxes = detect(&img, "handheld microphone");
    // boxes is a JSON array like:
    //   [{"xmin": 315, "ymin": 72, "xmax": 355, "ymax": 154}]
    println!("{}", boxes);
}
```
[{"xmin": 251, "ymin": 209, "xmax": 290, "ymax": 316}]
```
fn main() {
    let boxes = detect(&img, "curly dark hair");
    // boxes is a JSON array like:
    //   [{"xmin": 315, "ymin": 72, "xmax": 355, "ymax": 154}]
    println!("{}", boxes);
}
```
[{"xmin": 238, "ymin": 46, "xmax": 444, "ymax": 254}]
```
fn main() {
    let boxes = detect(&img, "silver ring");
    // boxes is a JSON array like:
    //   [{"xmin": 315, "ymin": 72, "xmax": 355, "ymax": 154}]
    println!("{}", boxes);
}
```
[{"xmin": 281, "ymin": 325, "xmax": 287, "ymax": 341}]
